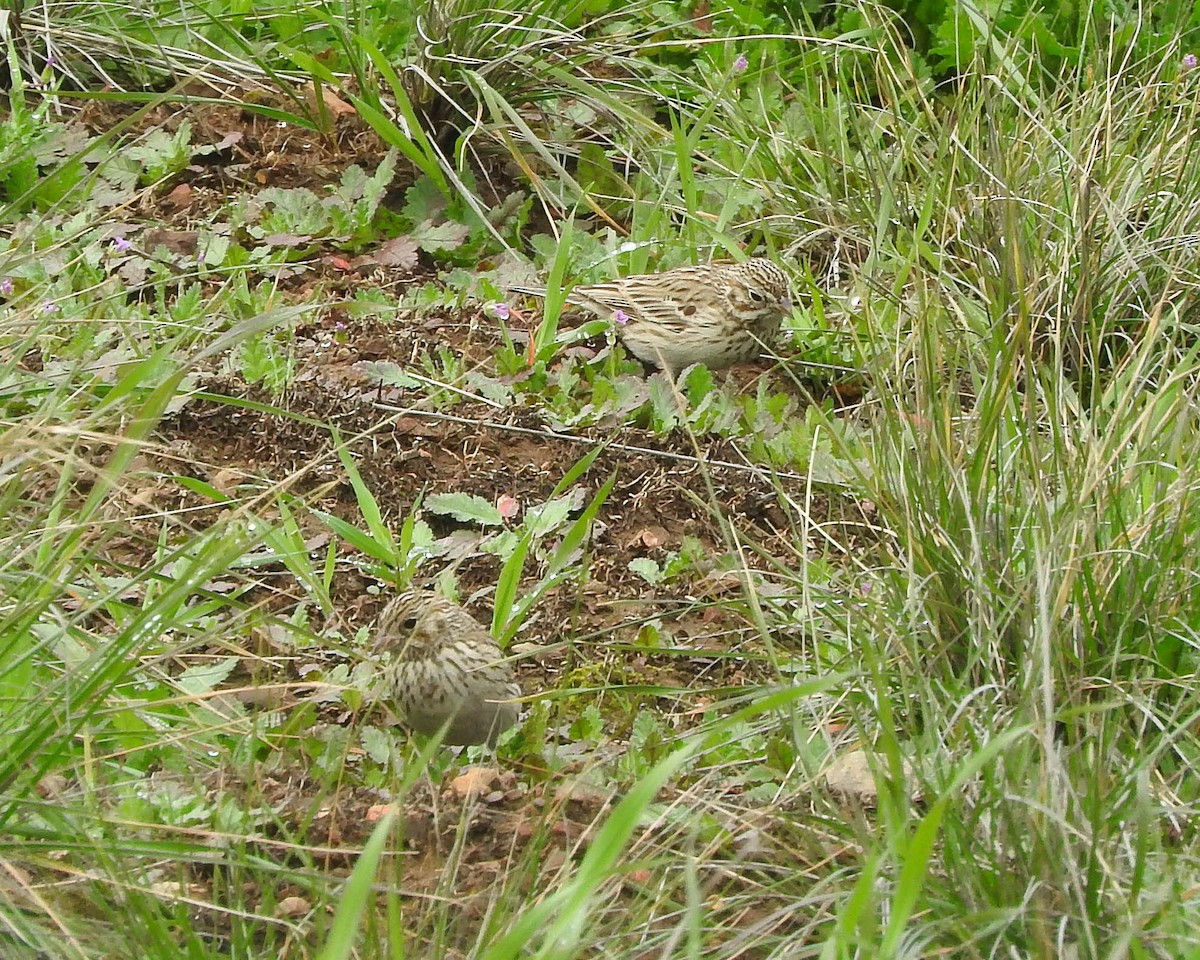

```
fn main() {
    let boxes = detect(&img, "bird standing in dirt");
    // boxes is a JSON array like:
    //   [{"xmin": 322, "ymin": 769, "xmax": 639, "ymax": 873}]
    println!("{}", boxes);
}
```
[
  {"xmin": 510, "ymin": 257, "xmax": 792, "ymax": 372},
  {"xmin": 375, "ymin": 590, "xmax": 520, "ymax": 747}
]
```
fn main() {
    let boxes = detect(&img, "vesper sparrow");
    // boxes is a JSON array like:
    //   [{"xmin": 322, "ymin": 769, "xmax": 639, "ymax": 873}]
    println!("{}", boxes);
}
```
[
  {"xmin": 374, "ymin": 590, "xmax": 520, "ymax": 747},
  {"xmin": 511, "ymin": 257, "xmax": 792, "ymax": 371}
]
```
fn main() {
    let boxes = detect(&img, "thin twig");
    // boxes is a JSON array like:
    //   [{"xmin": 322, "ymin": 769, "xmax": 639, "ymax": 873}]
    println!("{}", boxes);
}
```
[{"xmin": 372, "ymin": 402, "xmax": 820, "ymax": 483}]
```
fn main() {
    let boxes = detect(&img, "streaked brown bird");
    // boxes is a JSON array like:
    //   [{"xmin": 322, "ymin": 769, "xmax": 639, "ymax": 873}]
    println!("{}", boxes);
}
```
[
  {"xmin": 511, "ymin": 257, "xmax": 792, "ymax": 372},
  {"xmin": 374, "ymin": 590, "xmax": 520, "ymax": 747}
]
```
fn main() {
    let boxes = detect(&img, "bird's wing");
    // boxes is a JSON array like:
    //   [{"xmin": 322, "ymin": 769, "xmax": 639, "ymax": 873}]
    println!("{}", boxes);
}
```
[
  {"xmin": 514, "ymin": 267, "xmax": 722, "ymax": 332},
  {"xmin": 573, "ymin": 271, "xmax": 716, "ymax": 332}
]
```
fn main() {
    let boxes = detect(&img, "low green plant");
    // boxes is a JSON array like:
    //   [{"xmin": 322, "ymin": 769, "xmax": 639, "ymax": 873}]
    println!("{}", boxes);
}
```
[{"xmin": 627, "ymin": 535, "xmax": 708, "ymax": 585}]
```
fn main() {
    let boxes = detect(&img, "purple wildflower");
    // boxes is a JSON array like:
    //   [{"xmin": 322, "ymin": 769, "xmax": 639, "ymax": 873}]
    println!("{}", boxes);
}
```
[
  {"xmin": 614, "ymin": 309, "xmax": 630, "ymax": 325},
  {"xmin": 42, "ymin": 300, "xmax": 59, "ymax": 314},
  {"xmin": 334, "ymin": 321, "xmax": 347, "ymax": 332},
  {"xmin": 491, "ymin": 302, "xmax": 511, "ymax": 320},
  {"xmin": 1185, "ymin": 53, "xmax": 1198, "ymax": 70},
  {"xmin": 0, "ymin": 278, "xmax": 12, "ymax": 295},
  {"xmin": 733, "ymin": 53, "xmax": 749, "ymax": 72},
  {"xmin": 112, "ymin": 236, "xmax": 132, "ymax": 252}
]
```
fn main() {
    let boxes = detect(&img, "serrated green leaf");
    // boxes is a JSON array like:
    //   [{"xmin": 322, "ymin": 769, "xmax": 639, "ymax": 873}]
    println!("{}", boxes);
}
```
[
  {"xmin": 363, "ymin": 361, "xmax": 422, "ymax": 388},
  {"xmin": 425, "ymin": 492, "xmax": 504, "ymax": 526},
  {"xmin": 176, "ymin": 656, "xmax": 238, "ymax": 695},
  {"xmin": 411, "ymin": 219, "xmax": 470, "ymax": 252},
  {"xmin": 627, "ymin": 557, "xmax": 662, "ymax": 584},
  {"xmin": 359, "ymin": 725, "xmax": 393, "ymax": 765},
  {"xmin": 403, "ymin": 175, "xmax": 447, "ymax": 223},
  {"xmin": 526, "ymin": 493, "xmax": 576, "ymax": 536},
  {"xmin": 201, "ymin": 232, "xmax": 230, "ymax": 268}
]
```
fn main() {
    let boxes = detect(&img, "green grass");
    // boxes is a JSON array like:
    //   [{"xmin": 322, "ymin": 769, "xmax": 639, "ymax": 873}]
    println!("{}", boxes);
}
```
[{"xmin": 3, "ymin": 0, "xmax": 1200, "ymax": 957}]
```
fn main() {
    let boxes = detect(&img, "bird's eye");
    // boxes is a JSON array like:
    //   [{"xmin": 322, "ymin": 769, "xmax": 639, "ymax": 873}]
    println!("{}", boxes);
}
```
[
  {"xmin": 748, "ymin": 288, "xmax": 766, "ymax": 302},
  {"xmin": 402, "ymin": 616, "xmax": 418, "ymax": 630}
]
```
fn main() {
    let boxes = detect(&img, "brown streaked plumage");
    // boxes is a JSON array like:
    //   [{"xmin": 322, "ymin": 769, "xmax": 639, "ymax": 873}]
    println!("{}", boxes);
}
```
[
  {"xmin": 374, "ymin": 590, "xmax": 519, "ymax": 747},
  {"xmin": 511, "ymin": 258, "xmax": 792, "ymax": 371}
]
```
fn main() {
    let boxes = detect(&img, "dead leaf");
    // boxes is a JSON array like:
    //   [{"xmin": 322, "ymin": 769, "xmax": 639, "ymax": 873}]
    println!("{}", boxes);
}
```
[
  {"xmin": 143, "ymin": 228, "xmax": 199, "ymax": 257},
  {"xmin": 163, "ymin": 183, "xmax": 193, "ymax": 211},
  {"xmin": 412, "ymin": 219, "xmax": 470, "ymax": 253},
  {"xmin": 214, "ymin": 131, "xmax": 244, "ymax": 152},
  {"xmin": 372, "ymin": 235, "xmax": 420, "ymax": 270},
  {"xmin": 366, "ymin": 803, "xmax": 399, "ymax": 822},
  {"xmin": 901, "ymin": 411, "xmax": 932, "ymax": 429},
  {"xmin": 497, "ymin": 493, "xmax": 520, "ymax": 520},
  {"xmin": 823, "ymin": 749, "xmax": 918, "ymax": 805},
  {"xmin": 151, "ymin": 881, "xmax": 207, "ymax": 899},
  {"xmin": 304, "ymin": 532, "xmax": 332, "ymax": 552},
  {"xmin": 305, "ymin": 83, "xmax": 357, "ymax": 118},
  {"xmin": 324, "ymin": 91, "xmax": 356, "ymax": 116},
  {"xmin": 832, "ymin": 382, "xmax": 865, "ymax": 404},
  {"xmin": 36, "ymin": 774, "xmax": 68, "ymax": 800},
  {"xmin": 127, "ymin": 480, "xmax": 164, "ymax": 510},
  {"xmin": 554, "ymin": 780, "xmax": 612, "ymax": 808},
  {"xmin": 226, "ymin": 687, "xmax": 288, "ymax": 710},
  {"xmin": 636, "ymin": 525, "xmax": 671, "ymax": 549},
  {"xmin": 276, "ymin": 896, "xmax": 310, "ymax": 918},
  {"xmin": 265, "ymin": 233, "xmax": 314, "ymax": 248},
  {"xmin": 449, "ymin": 766, "xmax": 502, "ymax": 798},
  {"xmin": 209, "ymin": 468, "xmax": 242, "ymax": 494}
]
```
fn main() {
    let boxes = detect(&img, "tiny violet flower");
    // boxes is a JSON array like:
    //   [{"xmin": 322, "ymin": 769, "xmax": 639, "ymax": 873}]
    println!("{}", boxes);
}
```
[
  {"xmin": 733, "ymin": 53, "xmax": 749, "ymax": 72},
  {"xmin": 1185, "ymin": 53, "xmax": 1198, "ymax": 70},
  {"xmin": 111, "ymin": 236, "xmax": 132, "ymax": 252},
  {"xmin": 614, "ymin": 309, "xmax": 630, "ymax": 325},
  {"xmin": 334, "ymin": 321, "xmax": 347, "ymax": 332},
  {"xmin": 0, "ymin": 278, "xmax": 12, "ymax": 295},
  {"xmin": 491, "ymin": 302, "xmax": 511, "ymax": 320},
  {"xmin": 42, "ymin": 300, "xmax": 59, "ymax": 314}
]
